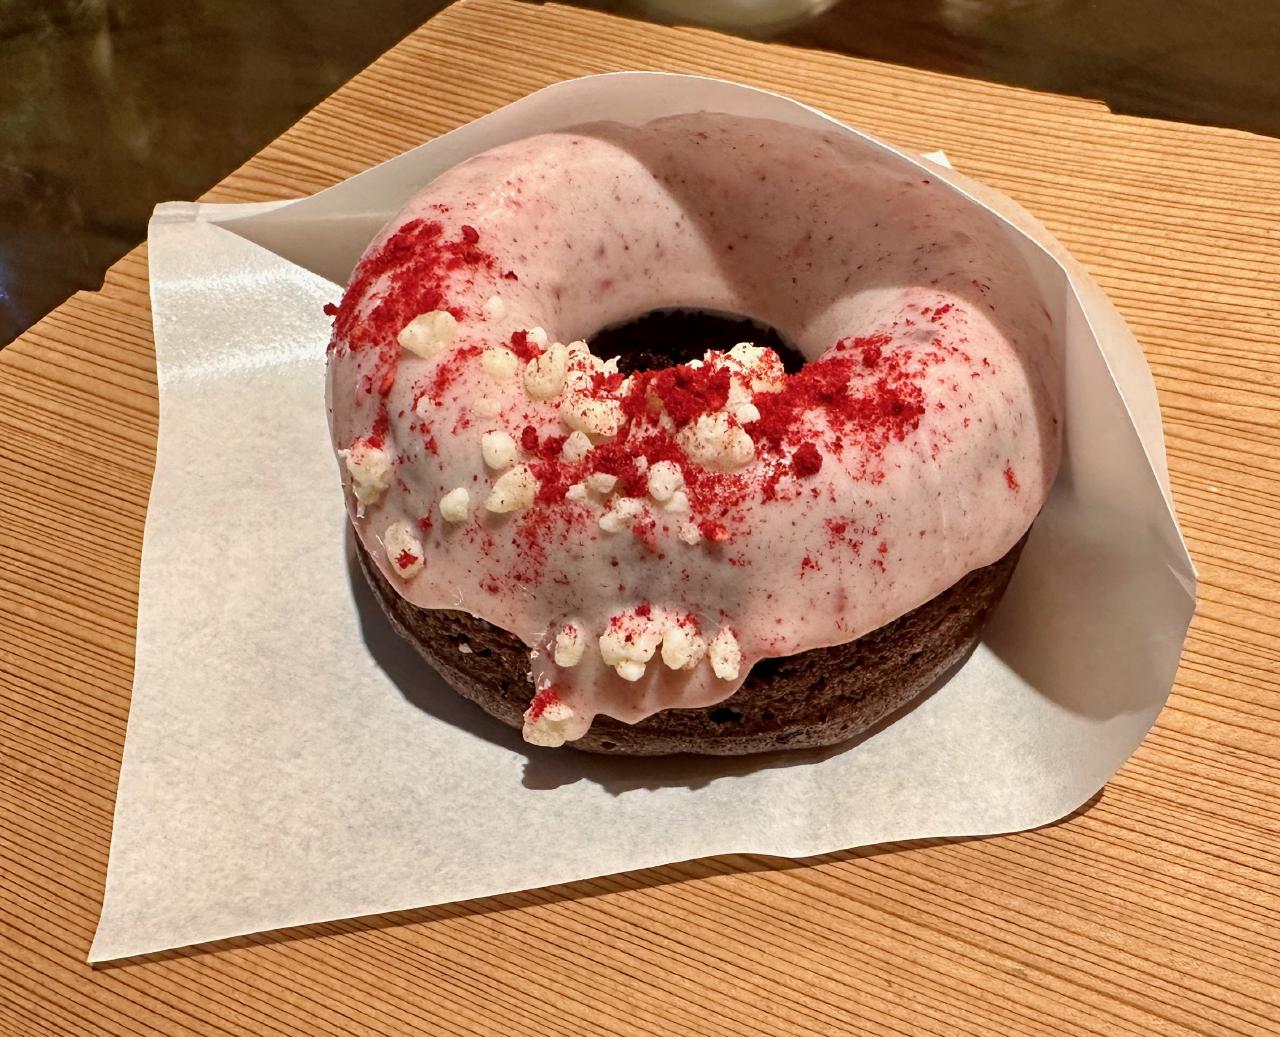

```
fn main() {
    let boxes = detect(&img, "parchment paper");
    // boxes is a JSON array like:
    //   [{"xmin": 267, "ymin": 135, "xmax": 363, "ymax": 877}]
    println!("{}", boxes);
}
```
[{"xmin": 90, "ymin": 74, "xmax": 1196, "ymax": 962}]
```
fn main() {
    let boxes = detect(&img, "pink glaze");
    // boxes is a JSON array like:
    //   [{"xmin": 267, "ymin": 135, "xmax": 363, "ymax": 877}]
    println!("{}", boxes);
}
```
[{"xmin": 325, "ymin": 113, "xmax": 1064, "ymax": 745}]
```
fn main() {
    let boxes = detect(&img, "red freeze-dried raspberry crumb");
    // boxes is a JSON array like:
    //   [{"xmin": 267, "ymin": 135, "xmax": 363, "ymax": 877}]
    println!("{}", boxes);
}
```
[
  {"xmin": 748, "ymin": 335, "xmax": 925, "ymax": 459},
  {"xmin": 520, "ymin": 425, "xmax": 540, "ymax": 453},
  {"xmin": 792, "ymin": 442, "xmax": 822, "ymax": 477},
  {"xmin": 396, "ymin": 549, "xmax": 418, "ymax": 570},
  {"xmin": 647, "ymin": 365, "xmax": 731, "ymax": 427},
  {"xmin": 1004, "ymin": 465, "xmax": 1020, "ymax": 491},
  {"xmin": 526, "ymin": 688, "xmax": 560, "ymax": 721},
  {"xmin": 426, "ymin": 344, "xmax": 481, "ymax": 405},
  {"xmin": 460, "ymin": 224, "xmax": 479, "ymax": 244},
  {"xmin": 699, "ymin": 520, "xmax": 730, "ymax": 543},
  {"xmin": 502, "ymin": 270, "xmax": 519, "ymax": 281},
  {"xmin": 322, "ymin": 302, "xmax": 338, "ymax": 317},
  {"xmin": 509, "ymin": 329, "xmax": 542, "ymax": 361},
  {"xmin": 325, "ymin": 219, "xmax": 492, "ymax": 352}
]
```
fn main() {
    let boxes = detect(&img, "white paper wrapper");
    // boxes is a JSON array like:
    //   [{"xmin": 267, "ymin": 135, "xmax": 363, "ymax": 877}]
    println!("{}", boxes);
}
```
[{"xmin": 90, "ymin": 73, "xmax": 1195, "ymax": 962}]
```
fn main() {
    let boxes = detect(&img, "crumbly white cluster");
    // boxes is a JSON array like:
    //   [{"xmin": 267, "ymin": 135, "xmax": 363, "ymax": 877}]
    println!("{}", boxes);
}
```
[
  {"xmin": 558, "ymin": 344, "xmax": 626, "ymax": 438},
  {"xmin": 724, "ymin": 341, "xmax": 786, "ymax": 394},
  {"xmin": 584, "ymin": 607, "xmax": 730, "ymax": 683},
  {"xmin": 598, "ymin": 496, "xmax": 647, "ymax": 534},
  {"xmin": 709, "ymin": 627, "xmax": 743, "ymax": 680},
  {"xmin": 481, "ymin": 429, "xmax": 518, "ymax": 470},
  {"xmin": 524, "ymin": 342, "xmax": 570, "ymax": 399},
  {"xmin": 521, "ymin": 693, "xmax": 577, "ymax": 748},
  {"xmin": 646, "ymin": 460, "xmax": 683, "ymax": 503},
  {"xmin": 560, "ymin": 430, "xmax": 593, "ymax": 462},
  {"xmin": 553, "ymin": 622, "xmax": 586, "ymax": 667},
  {"xmin": 481, "ymin": 294, "xmax": 506, "ymax": 321},
  {"xmin": 481, "ymin": 346, "xmax": 517, "ymax": 381},
  {"xmin": 485, "ymin": 464, "xmax": 538, "ymax": 513},
  {"xmin": 661, "ymin": 620, "xmax": 708, "ymax": 671},
  {"xmin": 598, "ymin": 614, "xmax": 665, "ymax": 682},
  {"xmin": 678, "ymin": 522, "xmax": 702, "ymax": 545},
  {"xmin": 678, "ymin": 410, "xmax": 755, "ymax": 470},
  {"xmin": 439, "ymin": 486, "xmax": 470, "ymax": 523},
  {"xmin": 382, "ymin": 519, "xmax": 424, "ymax": 578},
  {"xmin": 397, "ymin": 310, "xmax": 457, "ymax": 359},
  {"xmin": 339, "ymin": 438, "xmax": 392, "ymax": 515}
]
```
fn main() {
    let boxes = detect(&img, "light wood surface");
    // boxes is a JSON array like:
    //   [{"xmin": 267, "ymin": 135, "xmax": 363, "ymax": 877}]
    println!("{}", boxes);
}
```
[{"xmin": 2, "ymin": 1, "xmax": 1278, "ymax": 1033}]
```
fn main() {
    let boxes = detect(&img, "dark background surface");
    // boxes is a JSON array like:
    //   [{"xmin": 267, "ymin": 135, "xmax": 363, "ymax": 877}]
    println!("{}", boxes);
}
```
[{"xmin": 2, "ymin": 0, "xmax": 1277, "ymax": 347}]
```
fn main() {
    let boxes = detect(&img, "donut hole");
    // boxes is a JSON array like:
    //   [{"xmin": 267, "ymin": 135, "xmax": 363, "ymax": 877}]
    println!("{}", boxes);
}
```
[{"xmin": 587, "ymin": 307, "xmax": 806, "ymax": 375}]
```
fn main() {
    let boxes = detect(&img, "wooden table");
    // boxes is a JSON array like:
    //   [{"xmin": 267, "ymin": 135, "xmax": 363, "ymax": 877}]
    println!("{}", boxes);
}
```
[{"xmin": 2, "ymin": 1, "xmax": 1277, "ymax": 1033}]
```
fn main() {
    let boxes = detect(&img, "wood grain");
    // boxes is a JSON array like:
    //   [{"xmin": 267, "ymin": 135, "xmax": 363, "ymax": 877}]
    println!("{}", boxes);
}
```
[{"xmin": 2, "ymin": 1, "xmax": 1277, "ymax": 1033}]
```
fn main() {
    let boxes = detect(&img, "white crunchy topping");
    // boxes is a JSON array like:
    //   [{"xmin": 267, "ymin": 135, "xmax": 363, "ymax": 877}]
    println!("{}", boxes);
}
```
[
  {"xmin": 560, "ymin": 430, "xmax": 593, "ymax": 463},
  {"xmin": 598, "ymin": 496, "xmax": 646, "ymax": 534},
  {"xmin": 522, "ymin": 695, "xmax": 576, "ymax": 747},
  {"xmin": 565, "ymin": 482, "xmax": 589, "ymax": 503},
  {"xmin": 561, "ymin": 391, "xmax": 624, "ymax": 438},
  {"xmin": 382, "ymin": 520, "xmax": 424, "ymax": 579},
  {"xmin": 585, "ymin": 472, "xmax": 617, "ymax": 495},
  {"xmin": 726, "ymin": 342, "xmax": 786, "ymax": 393},
  {"xmin": 734, "ymin": 402, "xmax": 761, "ymax": 424},
  {"xmin": 553, "ymin": 623, "xmax": 586, "ymax": 668},
  {"xmin": 339, "ymin": 439, "xmax": 392, "ymax": 514},
  {"xmin": 524, "ymin": 342, "xmax": 569, "ymax": 399},
  {"xmin": 526, "ymin": 326, "xmax": 549, "ymax": 349},
  {"xmin": 661, "ymin": 623, "xmax": 707, "ymax": 671},
  {"xmin": 646, "ymin": 460, "xmax": 684, "ymax": 503},
  {"xmin": 397, "ymin": 310, "xmax": 457, "ymax": 359},
  {"xmin": 482, "ymin": 294, "xmax": 506, "ymax": 321},
  {"xmin": 709, "ymin": 628, "xmax": 742, "ymax": 680},
  {"xmin": 480, "ymin": 347, "xmax": 518, "ymax": 381},
  {"xmin": 439, "ymin": 487, "xmax": 470, "ymax": 523},
  {"xmin": 473, "ymin": 398, "xmax": 501, "ymax": 419},
  {"xmin": 599, "ymin": 613, "xmax": 664, "ymax": 682},
  {"xmin": 457, "ymin": 643, "xmax": 473, "ymax": 654},
  {"xmin": 486, "ymin": 464, "xmax": 538, "ymax": 513},
  {"xmin": 678, "ymin": 521, "xmax": 702, "ymax": 545},
  {"xmin": 557, "ymin": 345, "xmax": 626, "ymax": 438},
  {"xmin": 678, "ymin": 411, "xmax": 755, "ymax": 471},
  {"xmin": 480, "ymin": 429, "xmax": 518, "ymax": 470},
  {"xmin": 663, "ymin": 489, "xmax": 691, "ymax": 514}
]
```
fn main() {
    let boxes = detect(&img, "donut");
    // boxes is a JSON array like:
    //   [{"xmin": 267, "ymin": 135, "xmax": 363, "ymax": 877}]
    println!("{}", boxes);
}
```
[{"xmin": 324, "ymin": 112, "xmax": 1064, "ymax": 754}]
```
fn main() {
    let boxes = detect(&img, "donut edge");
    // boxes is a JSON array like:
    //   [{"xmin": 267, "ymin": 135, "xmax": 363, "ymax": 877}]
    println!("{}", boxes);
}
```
[{"xmin": 354, "ymin": 531, "xmax": 1028, "ymax": 757}]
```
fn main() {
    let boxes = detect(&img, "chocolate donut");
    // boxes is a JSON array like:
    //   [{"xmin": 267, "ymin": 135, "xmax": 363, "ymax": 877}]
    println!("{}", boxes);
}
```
[{"xmin": 324, "ymin": 112, "xmax": 1063, "ymax": 752}]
